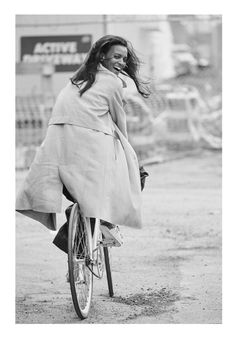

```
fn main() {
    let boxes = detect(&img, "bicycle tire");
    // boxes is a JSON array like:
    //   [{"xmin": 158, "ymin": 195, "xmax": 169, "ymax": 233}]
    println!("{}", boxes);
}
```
[
  {"xmin": 103, "ymin": 246, "xmax": 114, "ymax": 297},
  {"xmin": 68, "ymin": 203, "xmax": 93, "ymax": 319}
]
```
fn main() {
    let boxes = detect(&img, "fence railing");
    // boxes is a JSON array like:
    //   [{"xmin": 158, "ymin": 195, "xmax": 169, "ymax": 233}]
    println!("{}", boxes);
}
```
[{"xmin": 15, "ymin": 85, "xmax": 222, "ymax": 169}]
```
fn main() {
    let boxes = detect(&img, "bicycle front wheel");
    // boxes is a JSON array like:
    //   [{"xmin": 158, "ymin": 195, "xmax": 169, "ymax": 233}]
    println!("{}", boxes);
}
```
[{"xmin": 68, "ymin": 203, "xmax": 93, "ymax": 319}]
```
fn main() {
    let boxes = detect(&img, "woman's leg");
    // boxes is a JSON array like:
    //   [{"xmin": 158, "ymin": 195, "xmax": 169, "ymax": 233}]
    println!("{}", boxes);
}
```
[
  {"xmin": 100, "ymin": 219, "xmax": 115, "ymax": 229},
  {"xmin": 52, "ymin": 185, "xmax": 75, "ymax": 253}
]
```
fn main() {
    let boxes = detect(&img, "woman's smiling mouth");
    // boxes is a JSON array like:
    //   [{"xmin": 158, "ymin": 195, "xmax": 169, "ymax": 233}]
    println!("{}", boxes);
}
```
[{"xmin": 113, "ymin": 66, "xmax": 122, "ymax": 73}]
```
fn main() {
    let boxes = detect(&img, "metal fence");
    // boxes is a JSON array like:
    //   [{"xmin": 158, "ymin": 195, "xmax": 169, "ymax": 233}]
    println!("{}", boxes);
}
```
[
  {"xmin": 125, "ymin": 73, "xmax": 221, "ymax": 163},
  {"xmin": 15, "ymin": 15, "xmax": 222, "ymax": 168},
  {"xmin": 15, "ymin": 74, "xmax": 222, "ymax": 169}
]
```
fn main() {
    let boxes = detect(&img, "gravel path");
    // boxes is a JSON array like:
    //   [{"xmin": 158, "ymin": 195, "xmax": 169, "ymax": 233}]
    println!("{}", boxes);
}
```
[{"xmin": 15, "ymin": 150, "xmax": 222, "ymax": 323}]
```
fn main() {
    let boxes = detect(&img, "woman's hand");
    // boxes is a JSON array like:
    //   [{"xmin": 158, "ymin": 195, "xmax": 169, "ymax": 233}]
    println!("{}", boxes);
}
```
[{"xmin": 139, "ymin": 165, "xmax": 149, "ymax": 191}]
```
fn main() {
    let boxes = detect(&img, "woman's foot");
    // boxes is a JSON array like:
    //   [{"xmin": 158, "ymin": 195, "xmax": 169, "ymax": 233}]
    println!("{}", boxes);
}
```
[{"xmin": 100, "ymin": 223, "xmax": 123, "ymax": 247}]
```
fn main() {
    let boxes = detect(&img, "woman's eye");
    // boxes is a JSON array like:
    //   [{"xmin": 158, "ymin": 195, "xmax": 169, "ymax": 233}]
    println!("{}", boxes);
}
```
[{"xmin": 114, "ymin": 55, "xmax": 127, "ymax": 63}]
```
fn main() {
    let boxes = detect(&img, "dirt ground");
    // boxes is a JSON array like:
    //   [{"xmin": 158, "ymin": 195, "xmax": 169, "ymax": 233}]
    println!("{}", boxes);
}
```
[{"xmin": 15, "ymin": 150, "xmax": 222, "ymax": 324}]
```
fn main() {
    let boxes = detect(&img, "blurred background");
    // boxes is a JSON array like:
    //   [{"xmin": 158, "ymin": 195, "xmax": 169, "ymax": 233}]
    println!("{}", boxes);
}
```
[{"xmin": 15, "ymin": 14, "xmax": 222, "ymax": 168}]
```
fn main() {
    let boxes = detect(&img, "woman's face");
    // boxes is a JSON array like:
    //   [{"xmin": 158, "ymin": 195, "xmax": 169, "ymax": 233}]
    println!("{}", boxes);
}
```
[{"xmin": 101, "ymin": 44, "xmax": 128, "ymax": 75}]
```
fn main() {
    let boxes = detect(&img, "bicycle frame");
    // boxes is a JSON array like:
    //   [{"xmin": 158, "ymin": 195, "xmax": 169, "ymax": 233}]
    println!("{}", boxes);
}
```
[
  {"xmin": 86, "ymin": 217, "xmax": 114, "ymax": 283},
  {"xmin": 85, "ymin": 218, "xmax": 105, "ymax": 279},
  {"xmin": 91, "ymin": 218, "xmax": 101, "ymax": 253},
  {"xmin": 89, "ymin": 218, "xmax": 114, "ymax": 296}
]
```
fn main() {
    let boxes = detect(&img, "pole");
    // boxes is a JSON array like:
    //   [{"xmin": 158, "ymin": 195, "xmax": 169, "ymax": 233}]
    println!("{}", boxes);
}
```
[{"xmin": 103, "ymin": 15, "xmax": 108, "ymax": 35}]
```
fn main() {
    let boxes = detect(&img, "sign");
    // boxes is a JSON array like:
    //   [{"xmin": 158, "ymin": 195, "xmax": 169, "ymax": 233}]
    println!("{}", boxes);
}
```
[
  {"xmin": 20, "ymin": 35, "xmax": 92, "ymax": 72},
  {"xmin": 16, "ymin": 62, "xmax": 43, "ymax": 74}
]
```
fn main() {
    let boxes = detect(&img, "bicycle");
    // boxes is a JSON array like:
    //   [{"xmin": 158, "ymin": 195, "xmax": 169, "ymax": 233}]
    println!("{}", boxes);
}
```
[{"xmin": 67, "ymin": 202, "xmax": 114, "ymax": 319}]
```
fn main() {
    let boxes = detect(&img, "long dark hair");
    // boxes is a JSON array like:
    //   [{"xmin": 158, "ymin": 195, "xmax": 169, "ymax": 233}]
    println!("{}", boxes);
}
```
[{"xmin": 70, "ymin": 35, "xmax": 150, "ymax": 98}]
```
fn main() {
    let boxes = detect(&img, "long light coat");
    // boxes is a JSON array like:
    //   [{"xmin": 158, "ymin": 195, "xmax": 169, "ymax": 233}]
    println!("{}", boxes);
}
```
[{"xmin": 16, "ymin": 65, "xmax": 142, "ymax": 230}]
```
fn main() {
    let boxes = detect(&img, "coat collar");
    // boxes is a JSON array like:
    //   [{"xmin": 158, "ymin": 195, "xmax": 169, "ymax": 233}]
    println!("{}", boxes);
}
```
[
  {"xmin": 97, "ymin": 63, "xmax": 118, "ymax": 79},
  {"xmin": 98, "ymin": 64, "xmax": 127, "ymax": 88}
]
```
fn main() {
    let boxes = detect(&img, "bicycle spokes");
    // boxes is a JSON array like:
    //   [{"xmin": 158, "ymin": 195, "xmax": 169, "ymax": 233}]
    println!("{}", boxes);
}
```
[
  {"xmin": 68, "ymin": 204, "xmax": 93, "ymax": 319},
  {"xmin": 73, "ymin": 217, "xmax": 89, "ymax": 259},
  {"xmin": 68, "ymin": 203, "xmax": 114, "ymax": 319}
]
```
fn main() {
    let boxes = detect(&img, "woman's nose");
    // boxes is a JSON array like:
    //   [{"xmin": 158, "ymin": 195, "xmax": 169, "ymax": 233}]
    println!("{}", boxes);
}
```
[{"xmin": 118, "ymin": 59, "xmax": 126, "ymax": 67}]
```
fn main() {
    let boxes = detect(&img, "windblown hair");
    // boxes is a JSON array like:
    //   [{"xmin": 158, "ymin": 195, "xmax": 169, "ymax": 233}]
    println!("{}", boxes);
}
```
[{"xmin": 70, "ymin": 35, "xmax": 150, "ymax": 98}]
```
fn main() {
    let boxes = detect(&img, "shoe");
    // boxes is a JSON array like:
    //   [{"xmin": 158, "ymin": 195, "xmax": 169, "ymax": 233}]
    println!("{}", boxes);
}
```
[{"xmin": 100, "ymin": 224, "xmax": 123, "ymax": 247}]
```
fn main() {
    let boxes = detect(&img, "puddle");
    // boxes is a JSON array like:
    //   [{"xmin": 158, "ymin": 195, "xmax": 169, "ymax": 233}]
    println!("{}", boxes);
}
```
[
  {"xmin": 111, "ymin": 287, "xmax": 180, "ymax": 319},
  {"xmin": 173, "ymin": 245, "xmax": 219, "ymax": 251}
]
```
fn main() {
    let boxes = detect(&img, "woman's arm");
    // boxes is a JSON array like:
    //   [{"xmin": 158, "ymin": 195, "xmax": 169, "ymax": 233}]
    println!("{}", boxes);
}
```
[{"xmin": 106, "ymin": 77, "xmax": 128, "ymax": 139}]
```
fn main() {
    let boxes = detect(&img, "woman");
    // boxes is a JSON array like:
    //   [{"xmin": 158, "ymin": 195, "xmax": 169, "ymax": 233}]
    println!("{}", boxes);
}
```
[{"xmin": 16, "ymin": 35, "xmax": 149, "ymax": 250}]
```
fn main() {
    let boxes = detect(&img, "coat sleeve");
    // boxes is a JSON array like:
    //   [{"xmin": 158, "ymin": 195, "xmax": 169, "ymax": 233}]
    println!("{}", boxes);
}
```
[{"xmin": 106, "ymin": 78, "xmax": 128, "ymax": 139}]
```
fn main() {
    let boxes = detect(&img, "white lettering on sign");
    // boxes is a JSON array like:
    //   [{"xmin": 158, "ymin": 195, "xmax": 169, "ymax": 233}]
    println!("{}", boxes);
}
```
[
  {"xmin": 22, "ymin": 53, "xmax": 87, "ymax": 65},
  {"xmin": 33, "ymin": 42, "xmax": 77, "ymax": 54}
]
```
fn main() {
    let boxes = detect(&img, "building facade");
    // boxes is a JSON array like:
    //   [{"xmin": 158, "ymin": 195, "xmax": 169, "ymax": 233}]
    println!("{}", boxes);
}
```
[{"xmin": 16, "ymin": 15, "xmax": 178, "ymax": 96}]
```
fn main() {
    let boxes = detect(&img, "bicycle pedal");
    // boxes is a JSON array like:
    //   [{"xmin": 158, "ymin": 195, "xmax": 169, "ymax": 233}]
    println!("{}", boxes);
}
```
[{"xmin": 102, "ymin": 239, "xmax": 116, "ymax": 247}]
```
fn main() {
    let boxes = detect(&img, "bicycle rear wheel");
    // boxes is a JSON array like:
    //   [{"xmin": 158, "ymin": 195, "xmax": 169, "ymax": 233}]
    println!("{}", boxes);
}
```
[
  {"xmin": 68, "ymin": 203, "xmax": 93, "ymax": 319},
  {"xmin": 103, "ymin": 246, "xmax": 114, "ymax": 297}
]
